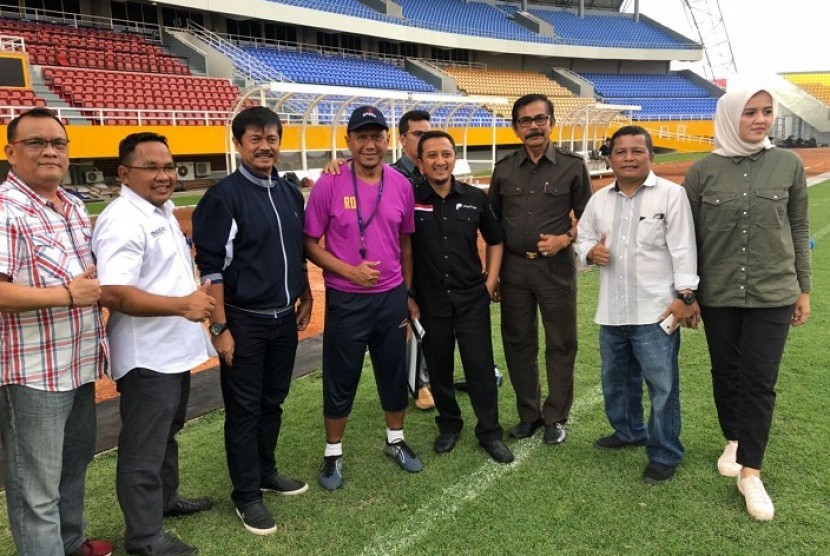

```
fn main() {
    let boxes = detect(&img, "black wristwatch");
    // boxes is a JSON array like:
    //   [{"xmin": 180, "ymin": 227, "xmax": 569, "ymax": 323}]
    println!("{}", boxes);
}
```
[
  {"xmin": 407, "ymin": 288, "xmax": 416, "ymax": 299},
  {"xmin": 209, "ymin": 322, "xmax": 228, "ymax": 336},
  {"xmin": 677, "ymin": 291, "xmax": 697, "ymax": 305}
]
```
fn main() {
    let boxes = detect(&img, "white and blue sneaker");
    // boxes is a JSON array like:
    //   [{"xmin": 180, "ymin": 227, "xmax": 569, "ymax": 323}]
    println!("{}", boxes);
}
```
[
  {"xmin": 384, "ymin": 440, "xmax": 423, "ymax": 473},
  {"xmin": 318, "ymin": 456, "xmax": 343, "ymax": 490}
]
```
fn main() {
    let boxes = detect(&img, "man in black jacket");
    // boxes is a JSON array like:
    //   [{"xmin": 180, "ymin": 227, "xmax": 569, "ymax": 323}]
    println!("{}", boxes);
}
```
[{"xmin": 192, "ymin": 107, "xmax": 313, "ymax": 537}]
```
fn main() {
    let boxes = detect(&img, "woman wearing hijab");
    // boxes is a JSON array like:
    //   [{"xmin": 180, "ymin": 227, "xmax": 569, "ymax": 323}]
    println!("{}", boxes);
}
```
[{"xmin": 684, "ymin": 86, "xmax": 811, "ymax": 521}]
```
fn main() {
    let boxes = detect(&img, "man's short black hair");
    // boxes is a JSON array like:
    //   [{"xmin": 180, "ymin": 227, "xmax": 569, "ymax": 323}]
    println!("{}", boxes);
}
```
[
  {"xmin": 417, "ymin": 130, "xmax": 456, "ymax": 160},
  {"xmin": 511, "ymin": 94, "xmax": 555, "ymax": 125},
  {"xmin": 609, "ymin": 125, "xmax": 654, "ymax": 155},
  {"xmin": 399, "ymin": 110, "xmax": 431, "ymax": 135},
  {"xmin": 119, "ymin": 132, "xmax": 169, "ymax": 165},
  {"xmin": 231, "ymin": 106, "xmax": 283, "ymax": 142},
  {"xmin": 7, "ymin": 108, "xmax": 66, "ymax": 143}
]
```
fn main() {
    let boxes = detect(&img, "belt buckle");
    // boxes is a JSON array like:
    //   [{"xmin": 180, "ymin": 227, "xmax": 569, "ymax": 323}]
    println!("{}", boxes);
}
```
[{"xmin": 525, "ymin": 251, "xmax": 538, "ymax": 260}]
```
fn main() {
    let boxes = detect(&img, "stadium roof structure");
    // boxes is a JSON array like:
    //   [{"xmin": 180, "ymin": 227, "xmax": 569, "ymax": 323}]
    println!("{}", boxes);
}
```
[
  {"xmin": 526, "ymin": 0, "xmax": 624, "ymax": 9},
  {"xmin": 228, "ymin": 82, "xmax": 509, "ymax": 173}
]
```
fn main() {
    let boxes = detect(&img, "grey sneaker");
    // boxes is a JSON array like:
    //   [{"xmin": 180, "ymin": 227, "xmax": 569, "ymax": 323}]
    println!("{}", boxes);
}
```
[
  {"xmin": 384, "ymin": 440, "xmax": 423, "ymax": 473},
  {"xmin": 235, "ymin": 502, "xmax": 277, "ymax": 536},
  {"xmin": 318, "ymin": 455, "xmax": 343, "ymax": 490}
]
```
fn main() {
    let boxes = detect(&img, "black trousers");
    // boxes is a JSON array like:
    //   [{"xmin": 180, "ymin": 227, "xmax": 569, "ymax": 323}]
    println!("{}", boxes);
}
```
[
  {"xmin": 116, "ymin": 368, "xmax": 190, "ymax": 550},
  {"xmin": 500, "ymin": 250, "xmax": 577, "ymax": 426},
  {"xmin": 420, "ymin": 286, "xmax": 502, "ymax": 442},
  {"xmin": 700, "ymin": 305, "xmax": 793, "ymax": 470},
  {"xmin": 221, "ymin": 307, "xmax": 298, "ymax": 509}
]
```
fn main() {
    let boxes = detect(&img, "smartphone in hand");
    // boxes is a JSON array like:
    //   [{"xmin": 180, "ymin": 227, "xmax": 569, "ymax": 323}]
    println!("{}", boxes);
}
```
[{"xmin": 659, "ymin": 314, "xmax": 676, "ymax": 335}]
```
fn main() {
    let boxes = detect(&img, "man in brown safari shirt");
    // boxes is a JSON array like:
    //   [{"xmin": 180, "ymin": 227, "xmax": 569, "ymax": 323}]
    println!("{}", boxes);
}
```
[{"xmin": 488, "ymin": 94, "xmax": 592, "ymax": 445}]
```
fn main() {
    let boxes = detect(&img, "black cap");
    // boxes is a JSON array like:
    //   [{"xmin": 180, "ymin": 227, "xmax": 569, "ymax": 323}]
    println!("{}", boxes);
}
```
[{"xmin": 347, "ymin": 105, "xmax": 389, "ymax": 132}]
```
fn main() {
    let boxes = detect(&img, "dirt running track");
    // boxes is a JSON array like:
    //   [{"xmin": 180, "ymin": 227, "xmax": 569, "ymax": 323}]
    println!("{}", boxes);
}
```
[{"xmin": 94, "ymin": 147, "xmax": 830, "ymax": 402}]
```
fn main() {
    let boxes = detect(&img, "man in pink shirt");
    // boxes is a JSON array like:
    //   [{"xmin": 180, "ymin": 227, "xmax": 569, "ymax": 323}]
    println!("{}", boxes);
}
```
[{"xmin": 304, "ymin": 106, "xmax": 421, "ymax": 490}]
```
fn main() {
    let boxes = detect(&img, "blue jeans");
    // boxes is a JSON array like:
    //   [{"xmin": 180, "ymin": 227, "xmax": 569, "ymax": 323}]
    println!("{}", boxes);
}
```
[
  {"xmin": 0, "ymin": 383, "xmax": 96, "ymax": 556},
  {"xmin": 599, "ymin": 324, "xmax": 683, "ymax": 466}
]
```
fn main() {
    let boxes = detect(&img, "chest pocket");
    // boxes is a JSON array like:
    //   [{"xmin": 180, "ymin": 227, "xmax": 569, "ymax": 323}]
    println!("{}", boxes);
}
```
[
  {"xmin": 700, "ymin": 192, "xmax": 737, "ymax": 232},
  {"xmin": 637, "ymin": 218, "xmax": 667, "ymax": 247},
  {"xmin": 755, "ymin": 188, "xmax": 788, "ymax": 229},
  {"xmin": 455, "ymin": 208, "xmax": 480, "ymax": 235},
  {"xmin": 31, "ymin": 232, "xmax": 71, "ymax": 286}
]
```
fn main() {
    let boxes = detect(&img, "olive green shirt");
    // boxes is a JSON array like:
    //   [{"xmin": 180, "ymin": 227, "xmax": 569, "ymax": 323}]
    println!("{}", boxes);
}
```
[
  {"xmin": 489, "ymin": 142, "xmax": 592, "ymax": 256},
  {"xmin": 684, "ymin": 148, "xmax": 810, "ymax": 308}
]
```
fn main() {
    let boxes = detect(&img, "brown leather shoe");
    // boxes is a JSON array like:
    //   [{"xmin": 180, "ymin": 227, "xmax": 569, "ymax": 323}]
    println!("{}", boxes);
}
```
[{"xmin": 415, "ymin": 386, "xmax": 435, "ymax": 410}]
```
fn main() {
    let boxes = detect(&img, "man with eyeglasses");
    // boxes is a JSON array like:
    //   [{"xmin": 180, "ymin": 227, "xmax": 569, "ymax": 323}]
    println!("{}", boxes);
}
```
[
  {"xmin": 192, "ymin": 107, "xmax": 313, "ymax": 536},
  {"xmin": 92, "ymin": 132, "xmax": 218, "ymax": 556},
  {"xmin": 304, "ymin": 105, "xmax": 422, "ymax": 490},
  {"xmin": 0, "ymin": 108, "xmax": 112, "ymax": 556},
  {"xmin": 488, "ymin": 94, "xmax": 592, "ymax": 446}
]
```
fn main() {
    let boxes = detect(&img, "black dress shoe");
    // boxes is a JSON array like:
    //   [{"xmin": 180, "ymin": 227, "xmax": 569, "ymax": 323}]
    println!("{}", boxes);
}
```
[
  {"xmin": 543, "ymin": 423, "xmax": 567, "ymax": 445},
  {"xmin": 480, "ymin": 439, "xmax": 514, "ymax": 464},
  {"xmin": 509, "ymin": 419, "xmax": 544, "ymax": 439},
  {"xmin": 433, "ymin": 432, "xmax": 460, "ymax": 453},
  {"xmin": 594, "ymin": 433, "xmax": 647, "ymax": 449},
  {"xmin": 643, "ymin": 461, "xmax": 676, "ymax": 484},
  {"xmin": 163, "ymin": 496, "xmax": 214, "ymax": 517}
]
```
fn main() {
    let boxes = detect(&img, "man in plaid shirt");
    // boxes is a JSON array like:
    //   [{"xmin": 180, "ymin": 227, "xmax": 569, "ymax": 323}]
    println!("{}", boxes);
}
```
[{"xmin": 0, "ymin": 109, "xmax": 111, "ymax": 556}]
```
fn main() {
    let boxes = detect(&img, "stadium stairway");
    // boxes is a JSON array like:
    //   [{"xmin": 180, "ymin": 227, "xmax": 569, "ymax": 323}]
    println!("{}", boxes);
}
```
[{"xmin": 28, "ymin": 66, "xmax": 90, "ymax": 125}]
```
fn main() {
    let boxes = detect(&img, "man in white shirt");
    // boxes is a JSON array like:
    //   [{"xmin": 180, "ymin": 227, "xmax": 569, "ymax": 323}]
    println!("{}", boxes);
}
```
[
  {"xmin": 92, "ymin": 132, "xmax": 216, "ymax": 556},
  {"xmin": 575, "ymin": 126, "xmax": 700, "ymax": 484}
]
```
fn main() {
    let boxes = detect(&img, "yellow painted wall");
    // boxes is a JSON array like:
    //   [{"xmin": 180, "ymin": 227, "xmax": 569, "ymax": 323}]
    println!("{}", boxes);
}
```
[{"xmin": 0, "ymin": 119, "xmax": 714, "ymax": 161}]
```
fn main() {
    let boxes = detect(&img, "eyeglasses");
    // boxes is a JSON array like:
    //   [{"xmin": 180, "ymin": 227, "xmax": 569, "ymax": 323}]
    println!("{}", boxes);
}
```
[
  {"xmin": 123, "ymin": 164, "xmax": 178, "ymax": 176},
  {"xmin": 516, "ymin": 115, "xmax": 551, "ymax": 128},
  {"xmin": 11, "ymin": 138, "xmax": 70, "ymax": 152}
]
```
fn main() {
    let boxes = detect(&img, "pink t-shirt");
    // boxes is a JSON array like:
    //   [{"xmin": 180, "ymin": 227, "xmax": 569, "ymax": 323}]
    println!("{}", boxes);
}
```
[{"xmin": 304, "ymin": 163, "xmax": 415, "ymax": 293}]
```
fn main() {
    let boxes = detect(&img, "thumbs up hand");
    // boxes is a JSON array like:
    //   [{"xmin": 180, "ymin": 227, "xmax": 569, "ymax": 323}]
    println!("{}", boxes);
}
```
[
  {"xmin": 589, "ymin": 234, "xmax": 610, "ymax": 266},
  {"xmin": 66, "ymin": 265, "xmax": 101, "ymax": 306},
  {"xmin": 181, "ymin": 279, "xmax": 216, "ymax": 322}
]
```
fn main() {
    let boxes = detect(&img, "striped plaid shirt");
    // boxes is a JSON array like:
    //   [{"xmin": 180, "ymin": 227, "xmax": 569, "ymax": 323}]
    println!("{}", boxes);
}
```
[{"xmin": 0, "ymin": 171, "xmax": 108, "ymax": 391}]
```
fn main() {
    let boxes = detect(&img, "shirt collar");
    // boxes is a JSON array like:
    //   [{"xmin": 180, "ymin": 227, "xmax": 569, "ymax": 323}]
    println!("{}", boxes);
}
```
[
  {"xmin": 6, "ymin": 170, "xmax": 74, "ymax": 209},
  {"xmin": 416, "ymin": 177, "xmax": 461, "ymax": 202},
  {"xmin": 396, "ymin": 154, "xmax": 418, "ymax": 176},
  {"xmin": 517, "ymin": 140, "xmax": 556, "ymax": 166},
  {"xmin": 611, "ymin": 170, "xmax": 659, "ymax": 195},
  {"xmin": 119, "ymin": 183, "xmax": 173, "ymax": 217}
]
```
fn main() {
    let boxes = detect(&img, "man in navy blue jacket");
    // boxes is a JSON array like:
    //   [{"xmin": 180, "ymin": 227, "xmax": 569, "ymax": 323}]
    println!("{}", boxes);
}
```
[{"xmin": 192, "ymin": 107, "xmax": 313, "ymax": 536}]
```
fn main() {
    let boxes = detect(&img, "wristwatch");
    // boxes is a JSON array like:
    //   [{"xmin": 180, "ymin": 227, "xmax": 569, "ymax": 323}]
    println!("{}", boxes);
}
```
[
  {"xmin": 407, "ymin": 288, "xmax": 416, "ymax": 299},
  {"xmin": 209, "ymin": 322, "xmax": 228, "ymax": 336},
  {"xmin": 677, "ymin": 291, "xmax": 697, "ymax": 305}
]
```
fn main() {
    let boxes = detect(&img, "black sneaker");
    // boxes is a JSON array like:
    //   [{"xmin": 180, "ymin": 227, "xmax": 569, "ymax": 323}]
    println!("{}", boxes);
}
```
[
  {"xmin": 126, "ymin": 532, "xmax": 197, "ymax": 556},
  {"xmin": 261, "ymin": 473, "xmax": 309, "ymax": 496},
  {"xmin": 594, "ymin": 433, "xmax": 647, "ymax": 449},
  {"xmin": 235, "ymin": 502, "xmax": 277, "ymax": 536},
  {"xmin": 643, "ymin": 461, "xmax": 676, "ymax": 484}
]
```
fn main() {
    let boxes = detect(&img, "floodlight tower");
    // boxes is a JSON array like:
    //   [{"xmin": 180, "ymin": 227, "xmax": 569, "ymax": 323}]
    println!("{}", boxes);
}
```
[{"xmin": 680, "ymin": 0, "xmax": 738, "ymax": 81}]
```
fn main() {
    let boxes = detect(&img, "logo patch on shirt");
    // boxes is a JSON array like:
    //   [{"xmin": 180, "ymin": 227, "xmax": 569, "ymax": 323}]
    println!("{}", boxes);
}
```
[
  {"xmin": 150, "ymin": 226, "xmax": 167, "ymax": 238},
  {"xmin": 414, "ymin": 204, "xmax": 433, "ymax": 212},
  {"xmin": 455, "ymin": 203, "xmax": 477, "ymax": 211}
]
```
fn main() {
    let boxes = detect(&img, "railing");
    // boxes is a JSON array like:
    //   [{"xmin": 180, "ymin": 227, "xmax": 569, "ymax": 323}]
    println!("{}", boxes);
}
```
[
  {"xmin": 0, "ymin": 104, "xmax": 235, "ymax": 126},
  {"xmin": 0, "ymin": 6, "xmax": 163, "ymax": 42},
  {"xmin": 183, "ymin": 20, "xmax": 290, "ymax": 85},
  {"xmin": 0, "ymin": 33, "xmax": 24, "ymax": 52}
]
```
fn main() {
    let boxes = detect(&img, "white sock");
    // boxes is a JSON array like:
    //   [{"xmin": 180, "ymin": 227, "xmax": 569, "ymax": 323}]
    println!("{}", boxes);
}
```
[
  {"xmin": 324, "ymin": 442, "xmax": 342, "ymax": 457},
  {"xmin": 387, "ymin": 428, "xmax": 404, "ymax": 445}
]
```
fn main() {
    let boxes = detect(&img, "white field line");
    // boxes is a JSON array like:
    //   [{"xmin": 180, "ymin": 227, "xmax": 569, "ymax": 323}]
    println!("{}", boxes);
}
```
[{"xmin": 357, "ymin": 384, "xmax": 604, "ymax": 556}]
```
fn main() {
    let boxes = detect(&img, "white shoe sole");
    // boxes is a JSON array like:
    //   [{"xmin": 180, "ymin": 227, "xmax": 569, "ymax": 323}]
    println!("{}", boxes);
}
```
[
  {"xmin": 235, "ymin": 508, "xmax": 278, "ymax": 536},
  {"xmin": 261, "ymin": 483, "xmax": 310, "ymax": 496}
]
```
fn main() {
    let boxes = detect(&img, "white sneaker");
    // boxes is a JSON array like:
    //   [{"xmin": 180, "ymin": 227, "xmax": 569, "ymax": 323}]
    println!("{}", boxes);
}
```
[
  {"xmin": 737, "ymin": 475, "xmax": 775, "ymax": 521},
  {"xmin": 717, "ymin": 441, "xmax": 741, "ymax": 477}
]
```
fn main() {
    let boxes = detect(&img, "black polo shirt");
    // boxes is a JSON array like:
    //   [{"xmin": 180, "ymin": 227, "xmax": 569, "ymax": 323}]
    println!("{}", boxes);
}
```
[{"xmin": 411, "ymin": 178, "xmax": 504, "ymax": 317}]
